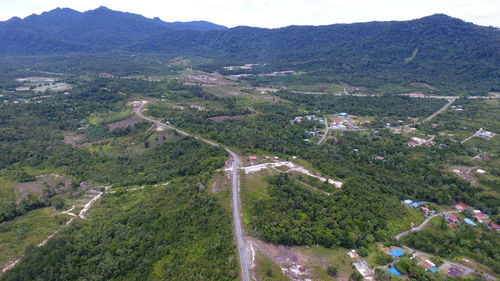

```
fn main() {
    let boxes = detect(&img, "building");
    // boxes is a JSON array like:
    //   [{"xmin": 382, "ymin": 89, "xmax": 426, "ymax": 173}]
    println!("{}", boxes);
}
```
[
  {"xmin": 476, "ymin": 169, "xmax": 486, "ymax": 174},
  {"xmin": 353, "ymin": 261, "xmax": 374, "ymax": 277},
  {"xmin": 447, "ymin": 267, "xmax": 463, "ymax": 278},
  {"xmin": 388, "ymin": 248, "xmax": 405, "ymax": 257},
  {"xmin": 455, "ymin": 204, "xmax": 465, "ymax": 211},
  {"xmin": 419, "ymin": 260, "xmax": 438, "ymax": 273},
  {"xmin": 488, "ymin": 222, "xmax": 500, "ymax": 231},
  {"xmin": 248, "ymin": 156, "xmax": 258, "ymax": 161},
  {"xmin": 388, "ymin": 267, "xmax": 402, "ymax": 276},
  {"xmin": 464, "ymin": 218, "xmax": 477, "ymax": 226},
  {"xmin": 446, "ymin": 215, "xmax": 459, "ymax": 223},
  {"xmin": 473, "ymin": 210, "xmax": 489, "ymax": 221}
]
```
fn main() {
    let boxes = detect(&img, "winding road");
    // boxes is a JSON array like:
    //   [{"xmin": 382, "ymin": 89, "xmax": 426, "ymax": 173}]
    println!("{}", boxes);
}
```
[
  {"xmin": 394, "ymin": 209, "xmax": 497, "ymax": 281},
  {"xmin": 134, "ymin": 101, "xmax": 251, "ymax": 281},
  {"xmin": 395, "ymin": 210, "xmax": 460, "ymax": 240}
]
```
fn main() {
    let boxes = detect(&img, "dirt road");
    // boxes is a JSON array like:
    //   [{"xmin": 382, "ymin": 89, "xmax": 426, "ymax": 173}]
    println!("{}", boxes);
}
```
[{"xmin": 134, "ymin": 101, "xmax": 251, "ymax": 281}]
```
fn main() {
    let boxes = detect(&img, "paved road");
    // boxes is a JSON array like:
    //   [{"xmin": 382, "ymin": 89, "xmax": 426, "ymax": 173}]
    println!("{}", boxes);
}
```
[
  {"xmin": 461, "ymin": 128, "xmax": 483, "ymax": 144},
  {"xmin": 404, "ymin": 247, "xmax": 497, "ymax": 281},
  {"xmin": 395, "ymin": 210, "xmax": 497, "ymax": 281},
  {"xmin": 134, "ymin": 101, "xmax": 251, "ymax": 281},
  {"xmin": 424, "ymin": 98, "xmax": 455, "ymax": 122},
  {"xmin": 395, "ymin": 210, "xmax": 460, "ymax": 240},
  {"xmin": 317, "ymin": 116, "xmax": 330, "ymax": 145}
]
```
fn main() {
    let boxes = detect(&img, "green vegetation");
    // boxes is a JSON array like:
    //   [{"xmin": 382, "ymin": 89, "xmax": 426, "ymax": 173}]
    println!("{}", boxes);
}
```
[
  {"xmin": 249, "ymin": 174, "xmax": 403, "ymax": 248},
  {"xmin": 0, "ymin": 208, "xmax": 70, "ymax": 267},
  {"xmin": 402, "ymin": 217, "xmax": 500, "ymax": 274},
  {"xmin": 2, "ymin": 176, "xmax": 237, "ymax": 281},
  {"xmin": 276, "ymin": 92, "xmax": 447, "ymax": 118},
  {"xmin": 254, "ymin": 252, "xmax": 288, "ymax": 281}
]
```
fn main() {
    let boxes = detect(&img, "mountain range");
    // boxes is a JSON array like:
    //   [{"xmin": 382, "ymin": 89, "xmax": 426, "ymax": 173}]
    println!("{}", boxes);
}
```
[{"xmin": 1, "ymin": 6, "xmax": 499, "ymax": 93}]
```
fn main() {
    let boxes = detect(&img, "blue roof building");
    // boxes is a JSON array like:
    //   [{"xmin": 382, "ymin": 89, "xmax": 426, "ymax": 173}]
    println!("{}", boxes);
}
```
[
  {"xmin": 428, "ymin": 267, "xmax": 439, "ymax": 274},
  {"xmin": 388, "ymin": 267, "xmax": 402, "ymax": 276},
  {"xmin": 464, "ymin": 218, "xmax": 477, "ymax": 226},
  {"xmin": 389, "ymin": 248, "xmax": 405, "ymax": 257}
]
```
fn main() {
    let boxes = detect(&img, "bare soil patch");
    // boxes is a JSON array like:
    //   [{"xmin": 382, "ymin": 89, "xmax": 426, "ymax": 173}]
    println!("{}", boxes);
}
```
[
  {"xmin": 208, "ymin": 115, "xmax": 248, "ymax": 122},
  {"xmin": 411, "ymin": 82, "xmax": 437, "ymax": 90},
  {"xmin": 14, "ymin": 174, "xmax": 73, "ymax": 202},
  {"xmin": 62, "ymin": 131, "xmax": 85, "ymax": 146},
  {"xmin": 106, "ymin": 117, "xmax": 141, "ymax": 131}
]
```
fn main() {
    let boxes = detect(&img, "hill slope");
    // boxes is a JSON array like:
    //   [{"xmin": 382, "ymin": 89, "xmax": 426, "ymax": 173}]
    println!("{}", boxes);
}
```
[{"xmin": 0, "ymin": 8, "xmax": 498, "ymax": 93}]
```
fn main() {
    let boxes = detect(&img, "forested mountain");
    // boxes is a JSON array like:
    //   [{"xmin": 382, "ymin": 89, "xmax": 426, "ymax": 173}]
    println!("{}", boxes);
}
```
[
  {"xmin": 1, "ymin": 8, "xmax": 498, "ymax": 93},
  {"xmin": 0, "ymin": 6, "xmax": 226, "ymax": 52}
]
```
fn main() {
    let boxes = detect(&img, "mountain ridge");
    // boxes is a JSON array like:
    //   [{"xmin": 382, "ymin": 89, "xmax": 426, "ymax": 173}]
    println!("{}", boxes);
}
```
[{"xmin": 0, "ymin": 8, "xmax": 498, "ymax": 93}]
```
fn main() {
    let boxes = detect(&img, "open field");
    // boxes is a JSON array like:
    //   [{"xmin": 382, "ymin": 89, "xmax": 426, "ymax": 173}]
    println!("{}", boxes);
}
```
[{"xmin": 0, "ymin": 208, "xmax": 70, "ymax": 270}]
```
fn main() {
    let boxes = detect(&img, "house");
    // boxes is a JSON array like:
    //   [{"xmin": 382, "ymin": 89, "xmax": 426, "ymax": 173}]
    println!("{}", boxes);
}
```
[
  {"xmin": 447, "ymin": 267, "xmax": 463, "ymax": 278},
  {"xmin": 248, "ymin": 156, "xmax": 258, "ymax": 161},
  {"xmin": 464, "ymin": 218, "xmax": 477, "ymax": 226},
  {"xmin": 407, "ymin": 142, "xmax": 419, "ymax": 147},
  {"xmin": 446, "ymin": 215, "xmax": 459, "ymax": 223},
  {"xmin": 455, "ymin": 204, "xmax": 465, "ymax": 211},
  {"xmin": 421, "ymin": 207, "xmax": 430, "ymax": 213},
  {"xmin": 376, "ymin": 156, "xmax": 385, "ymax": 160},
  {"xmin": 473, "ymin": 210, "xmax": 489, "ymax": 220},
  {"xmin": 403, "ymin": 200, "xmax": 413, "ymax": 205},
  {"xmin": 353, "ymin": 261, "xmax": 374, "ymax": 277},
  {"xmin": 476, "ymin": 169, "xmax": 486, "ymax": 174},
  {"xmin": 419, "ymin": 260, "xmax": 435, "ymax": 269},
  {"xmin": 488, "ymin": 222, "xmax": 500, "ymax": 231},
  {"xmin": 388, "ymin": 248, "xmax": 405, "ymax": 257}
]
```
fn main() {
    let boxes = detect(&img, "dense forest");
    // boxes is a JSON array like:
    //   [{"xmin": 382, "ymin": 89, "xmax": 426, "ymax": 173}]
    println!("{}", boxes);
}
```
[
  {"xmin": 1, "ymin": 176, "xmax": 237, "ymax": 281},
  {"xmin": 250, "ymin": 174, "xmax": 404, "ymax": 248},
  {"xmin": 1, "ymin": 6, "xmax": 499, "ymax": 94}
]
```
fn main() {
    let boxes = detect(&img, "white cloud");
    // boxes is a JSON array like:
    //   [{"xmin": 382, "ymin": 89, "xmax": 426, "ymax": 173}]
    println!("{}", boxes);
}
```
[{"xmin": 0, "ymin": 0, "xmax": 498, "ymax": 27}]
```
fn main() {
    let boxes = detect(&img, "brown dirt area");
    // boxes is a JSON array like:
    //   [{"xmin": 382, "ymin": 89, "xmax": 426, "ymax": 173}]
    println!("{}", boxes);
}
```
[
  {"xmin": 106, "ymin": 117, "xmax": 142, "ymax": 131},
  {"xmin": 14, "ymin": 174, "xmax": 73, "ymax": 202},
  {"xmin": 250, "ymin": 238, "xmax": 352, "ymax": 281},
  {"xmin": 62, "ymin": 131, "xmax": 85, "ymax": 146},
  {"xmin": 411, "ymin": 82, "xmax": 437, "ymax": 90},
  {"xmin": 208, "ymin": 115, "xmax": 249, "ymax": 122},
  {"xmin": 449, "ymin": 166, "xmax": 479, "ymax": 186}
]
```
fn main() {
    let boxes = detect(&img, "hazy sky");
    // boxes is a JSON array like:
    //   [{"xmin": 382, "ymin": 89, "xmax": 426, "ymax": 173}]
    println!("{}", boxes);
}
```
[{"xmin": 0, "ymin": 0, "xmax": 498, "ymax": 28}]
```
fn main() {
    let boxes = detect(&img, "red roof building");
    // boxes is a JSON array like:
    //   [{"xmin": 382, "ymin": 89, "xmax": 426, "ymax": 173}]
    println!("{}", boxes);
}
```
[
  {"xmin": 473, "ymin": 210, "xmax": 489, "ymax": 219},
  {"xmin": 455, "ymin": 204, "xmax": 464, "ymax": 211},
  {"xmin": 489, "ymin": 222, "xmax": 500, "ymax": 231},
  {"xmin": 248, "ymin": 156, "xmax": 258, "ymax": 161},
  {"xmin": 447, "ymin": 215, "xmax": 459, "ymax": 223}
]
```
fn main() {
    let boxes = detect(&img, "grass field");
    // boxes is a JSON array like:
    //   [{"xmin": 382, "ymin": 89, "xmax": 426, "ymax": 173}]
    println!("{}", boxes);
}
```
[
  {"xmin": 386, "ymin": 205, "xmax": 425, "ymax": 235},
  {"xmin": 254, "ymin": 251, "xmax": 289, "ymax": 281},
  {"xmin": 0, "ymin": 208, "xmax": 70, "ymax": 268},
  {"xmin": 88, "ymin": 110, "xmax": 133, "ymax": 125},
  {"xmin": 297, "ymin": 245, "xmax": 354, "ymax": 281}
]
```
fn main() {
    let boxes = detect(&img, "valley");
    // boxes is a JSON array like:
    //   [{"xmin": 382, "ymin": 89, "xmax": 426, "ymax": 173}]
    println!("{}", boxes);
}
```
[{"xmin": 0, "ymin": 5, "xmax": 498, "ymax": 281}]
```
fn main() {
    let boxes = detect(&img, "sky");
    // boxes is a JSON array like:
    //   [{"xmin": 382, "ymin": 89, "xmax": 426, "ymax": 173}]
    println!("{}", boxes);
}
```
[{"xmin": 0, "ymin": 0, "xmax": 498, "ymax": 28}]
